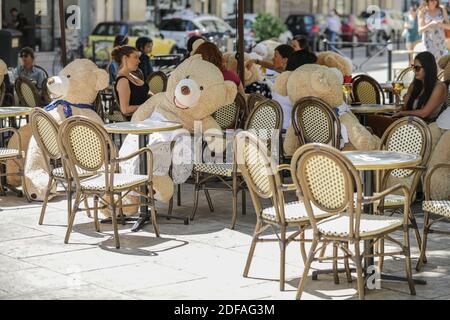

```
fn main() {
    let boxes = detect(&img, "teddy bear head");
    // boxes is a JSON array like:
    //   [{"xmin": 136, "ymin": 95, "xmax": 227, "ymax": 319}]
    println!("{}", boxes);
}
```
[
  {"xmin": 438, "ymin": 55, "xmax": 450, "ymax": 82},
  {"xmin": 316, "ymin": 51, "xmax": 353, "ymax": 82},
  {"xmin": 223, "ymin": 52, "xmax": 261, "ymax": 87},
  {"xmin": 46, "ymin": 59, "xmax": 109, "ymax": 104},
  {"xmin": 274, "ymin": 64, "xmax": 344, "ymax": 107},
  {"xmin": 252, "ymin": 40, "xmax": 282, "ymax": 62},
  {"xmin": 0, "ymin": 59, "xmax": 7, "ymax": 86},
  {"xmin": 166, "ymin": 54, "xmax": 237, "ymax": 121}
]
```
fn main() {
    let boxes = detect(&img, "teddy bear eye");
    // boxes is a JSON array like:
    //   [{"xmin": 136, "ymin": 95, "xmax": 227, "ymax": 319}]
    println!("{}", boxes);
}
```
[
  {"xmin": 67, "ymin": 75, "xmax": 71, "ymax": 79},
  {"xmin": 200, "ymin": 86, "xmax": 204, "ymax": 91},
  {"xmin": 186, "ymin": 75, "xmax": 190, "ymax": 79}
]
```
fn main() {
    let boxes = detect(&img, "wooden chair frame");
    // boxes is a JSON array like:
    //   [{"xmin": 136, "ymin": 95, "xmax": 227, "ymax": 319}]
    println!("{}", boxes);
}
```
[
  {"xmin": 148, "ymin": 71, "xmax": 168, "ymax": 96},
  {"xmin": 352, "ymin": 74, "xmax": 385, "ymax": 105}
]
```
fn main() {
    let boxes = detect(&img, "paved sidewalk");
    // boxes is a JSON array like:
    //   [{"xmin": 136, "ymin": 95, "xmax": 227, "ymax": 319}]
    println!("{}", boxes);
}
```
[{"xmin": 1, "ymin": 183, "xmax": 449, "ymax": 300}]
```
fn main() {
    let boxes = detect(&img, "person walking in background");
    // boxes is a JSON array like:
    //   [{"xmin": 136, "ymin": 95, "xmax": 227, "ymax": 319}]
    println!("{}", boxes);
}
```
[
  {"xmin": 418, "ymin": 0, "xmax": 450, "ymax": 62},
  {"xmin": 326, "ymin": 9, "xmax": 342, "ymax": 52},
  {"xmin": 136, "ymin": 37, "xmax": 154, "ymax": 83},
  {"xmin": 109, "ymin": 35, "xmax": 129, "ymax": 85},
  {"xmin": 404, "ymin": 4, "xmax": 421, "ymax": 65}
]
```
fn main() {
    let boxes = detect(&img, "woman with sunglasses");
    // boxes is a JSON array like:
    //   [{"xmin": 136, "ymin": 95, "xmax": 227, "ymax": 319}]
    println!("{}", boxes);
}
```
[
  {"xmin": 418, "ymin": 0, "xmax": 450, "ymax": 62},
  {"xmin": 368, "ymin": 52, "xmax": 447, "ymax": 137},
  {"xmin": 393, "ymin": 51, "xmax": 447, "ymax": 120}
]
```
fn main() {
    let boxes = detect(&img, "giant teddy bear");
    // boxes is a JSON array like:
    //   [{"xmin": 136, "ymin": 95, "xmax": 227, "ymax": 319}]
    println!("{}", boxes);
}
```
[
  {"xmin": 7, "ymin": 59, "xmax": 108, "ymax": 201},
  {"xmin": 115, "ymin": 54, "xmax": 237, "ymax": 215},
  {"xmin": 273, "ymin": 62, "xmax": 381, "ymax": 156},
  {"xmin": 223, "ymin": 52, "xmax": 262, "ymax": 88},
  {"xmin": 425, "ymin": 55, "xmax": 450, "ymax": 200}
]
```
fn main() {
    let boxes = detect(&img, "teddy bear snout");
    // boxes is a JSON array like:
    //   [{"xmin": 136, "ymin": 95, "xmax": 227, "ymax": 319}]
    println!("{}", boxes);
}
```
[
  {"xmin": 47, "ymin": 75, "xmax": 70, "ymax": 99},
  {"xmin": 174, "ymin": 79, "xmax": 201, "ymax": 109},
  {"xmin": 181, "ymin": 86, "xmax": 191, "ymax": 96}
]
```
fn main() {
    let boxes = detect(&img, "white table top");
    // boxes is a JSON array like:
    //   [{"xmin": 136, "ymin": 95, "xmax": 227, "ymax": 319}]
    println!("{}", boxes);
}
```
[
  {"xmin": 350, "ymin": 104, "xmax": 401, "ymax": 114},
  {"xmin": 104, "ymin": 120, "xmax": 183, "ymax": 134},
  {"xmin": 343, "ymin": 150, "xmax": 422, "ymax": 171},
  {"xmin": 0, "ymin": 106, "xmax": 33, "ymax": 118}
]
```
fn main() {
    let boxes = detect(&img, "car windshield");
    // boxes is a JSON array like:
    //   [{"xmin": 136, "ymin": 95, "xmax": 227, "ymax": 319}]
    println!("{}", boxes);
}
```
[
  {"xmin": 197, "ymin": 19, "xmax": 232, "ymax": 33},
  {"xmin": 129, "ymin": 24, "xmax": 159, "ymax": 37},
  {"xmin": 93, "ymin": 23, "xmax": 125, "ymax": 36}
]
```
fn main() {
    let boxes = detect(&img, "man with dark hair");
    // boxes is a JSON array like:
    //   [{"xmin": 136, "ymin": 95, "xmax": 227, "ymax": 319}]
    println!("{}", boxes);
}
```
[
  {"xmin": 285, "ymin": 50, "xmax": 317, "ymax": 71},
  {"xmin": 14, "ymin": 47, "xmax": 47, "ymax": 91},
  {"xmin": 136, "ymin": 36, "xmax": 154, "ymax": 82}
]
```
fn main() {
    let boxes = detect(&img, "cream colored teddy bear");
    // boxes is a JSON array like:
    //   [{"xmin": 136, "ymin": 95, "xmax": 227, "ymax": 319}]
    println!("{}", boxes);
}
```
[
  {"xmin": 7, "ymin": 59, "xmax": 108, "ymax": 201},
  {"xmin": 0, "ymin": 59, "xmax": 7, "ymax": 89},
  {"xmin": 117, "ymin": 54, "xmax": 237, "ymax": 213},
  {"xmin": 425, "ymin": 55, "xmax": 450, "ymax": 200},
  {"xmin": 273, "ymin": 64, "xmax": 380, "ymax": 156},
  {"xmin": 223, "ymin": 52, "xmax": 262, "ymax": 87}
]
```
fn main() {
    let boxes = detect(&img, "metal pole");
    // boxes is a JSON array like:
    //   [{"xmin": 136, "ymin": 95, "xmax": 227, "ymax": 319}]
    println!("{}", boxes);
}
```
[
  {"xmin": 387, "ymin": 40, "xmax": 393, "ymax": 82},
  {"xmin": 58, "ymin": 0, "xmax": 67, "ymax": 67},
  {"xmin": 237, "ymin": 0, "xmax": 245, "ymax": 85}
]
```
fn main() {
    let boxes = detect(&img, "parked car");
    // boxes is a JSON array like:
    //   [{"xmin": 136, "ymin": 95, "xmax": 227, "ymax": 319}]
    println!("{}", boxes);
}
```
[
  {"xmin": 285, "ymin": 13, "xmax": 327, "ymax": 50},
  {"xmin": 159, "ymin": 15, "xmax": 235, "ymax": 53},
  {"xmin": 224, "ymin": 13, "xmax": 257, "ymax": 51},
  {"xmin": 340, "ymin": 14, "xmax": 371, "ymax": 43},
  {"xmin": 84, "ymin": 21, "xmax": 178, "ymax": 66}
]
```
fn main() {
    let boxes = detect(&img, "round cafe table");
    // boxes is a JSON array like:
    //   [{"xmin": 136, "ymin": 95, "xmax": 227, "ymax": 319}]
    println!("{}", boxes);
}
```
[
  {"xmin": 344, "ymin": 150, "xmax": 426, "ymax": 285},
  {"xmin": 350, "ymin": 104, "xmax": 402, "ymax": 127},
  {"xmin": 104, "ymin": 120, "xmax": 189, "ymax": 232},
  {"xmin": 0, "ymin": 107, "xmax": 33, "ymax": 197}
]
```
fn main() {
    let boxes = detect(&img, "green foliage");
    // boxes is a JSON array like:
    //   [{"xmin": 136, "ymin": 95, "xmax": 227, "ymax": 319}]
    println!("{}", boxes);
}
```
[{"xmin": 252, "ymin": 13, "xmax": 287, "ymax": 42}]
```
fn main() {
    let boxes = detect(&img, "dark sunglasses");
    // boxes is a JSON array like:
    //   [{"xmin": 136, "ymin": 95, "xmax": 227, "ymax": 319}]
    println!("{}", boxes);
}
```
[{"xmin": 411, "ymin": 64, "xmax": 424, "ymax": 72}]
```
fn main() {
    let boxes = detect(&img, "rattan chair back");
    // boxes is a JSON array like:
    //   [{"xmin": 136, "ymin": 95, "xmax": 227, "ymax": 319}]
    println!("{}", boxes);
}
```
[
  {"xmin": 291, "ymin": 143, "xmax": 363, "ymax": 238},
  {"xmin": 148, "ymin": 71, "xmax": 168, "ymax": 95},
  {"xmin": 244, "ymin": 99, "xmax": 283, "ymax": 145},
  {"xmin": 247, "ymin": 92, "xmax": 267, "ymax": 116},
  {"xmin": 292, "ymin": 96, "xmax": 341, "ymax": 148},
  {"xmin": 15, "ymin": 77, "xmax": 42, "ymax": 108},
  {"xmin": 352, "ymin": 74, "xmax": 385, "ymax": 104}
]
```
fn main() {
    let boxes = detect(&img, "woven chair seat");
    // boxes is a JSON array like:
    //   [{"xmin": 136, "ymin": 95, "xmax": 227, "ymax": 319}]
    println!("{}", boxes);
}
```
[
  {"xmin": 0, "ymin": 148, "xmax": 20, "ymax": 159},
  {"xmin": 317, "ymin": 213, "xmax": 403, "ymax": 238},
  {"xmin": 194, "ymin": 163, "xmax": 239, "ymax": 176},
  {"xmin": 52, "ymin": 166, "xmax": 94, "ymax": 179},
  {"xmin": 423, "ymin": 201, "xmax": 450, "ymax": 218},
  {"xmin": 80, "ymin": 173, "xmax": 149, "ymax": 191},
  {"xmin": 262, "ymin": 201, "xmax": 330, "ymax": 223}
]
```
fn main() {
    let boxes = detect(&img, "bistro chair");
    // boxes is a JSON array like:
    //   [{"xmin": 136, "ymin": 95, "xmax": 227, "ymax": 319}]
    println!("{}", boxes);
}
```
[
  {"xmin": 15, "ymin": 76, "xmax": 44, "ymax": 108},
  {"xmin": 376, "ymin": 117, "xmax": 432, "ymax": 258},
  {"xmin": 246, "ymin": 92, "xmax": 267, "ymax": 117},
  {"xmin": 0, "ymin": 82, "xmax": 5, "ymax": 107},
  {"xmin": 34, "ymin": 65, "xmax": 49, "ymax": 78},
  {"xmin": 395, "ymin": 66, "xmax": 415, "ymax": 87},
  {"xmin": 30, "ymin": 108, "xmax": 93, "ymax": 225},
  {"xmin": 0, "ymin": 126, "xmax": 29, "ymax": 200},
  {"xmin": 291, "ymin": 96, "xmax": 342, "ymax": 149},
  {"xmin": 148, "ymin": 71, "xmax": 168, "ymax": 96},
  {"xmin": 352, "ymin": 74, "xmax": 385, "ymax": 105},
  {"xmin": 291, "ymin": 143, "xmax": 416, "ymax": 300},
  {"xmin": 417, "ymin": 162, "xmax": 450, "ymax": 271},
  {"xmin": 438, "ymin": 70, "xmax": 445, "ymax": 81},
  {"xmin": 234, "ymin": 131, "xmax": 332, "ymax": 291},
  {"xmin": 191, "ymin": 99, "xmax": 283, "ymax": 230},
  {"xmin": 58, "ymin": 116, "xmax": 159, "ymax": 249}
]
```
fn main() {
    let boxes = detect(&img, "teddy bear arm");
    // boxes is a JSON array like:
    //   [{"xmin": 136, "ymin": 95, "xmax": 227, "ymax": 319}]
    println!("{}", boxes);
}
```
[
  {"xmin": 131, "ymin": 95, "xmax": 161, "ymax": 122},
  {"xmin": 340, "ymin": 113, "xmax": 380, "ymax": 150}
]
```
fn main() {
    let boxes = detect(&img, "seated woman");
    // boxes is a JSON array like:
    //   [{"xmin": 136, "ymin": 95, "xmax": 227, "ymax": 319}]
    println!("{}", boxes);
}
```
[
  {"xmin": 368, "ymin": 51, "xmax": 448, "ymax": 137},
  {"xmin": 136, "ymin": 36, "xmax": 154, "ymax": 83},
  {"xmin": 112, "ymin": 45, "xmax": 150, "ymax": 121},
  {"xmin": 109, "ymin": 35, "xmax": 129, "ymax": 85},
  {"xmin": 194, "ymin": 41, "xmax": 246, "ymax": 98},
  {"xmin": 273, "ymin": 50, "xmax": 318, "ymax": 130}
]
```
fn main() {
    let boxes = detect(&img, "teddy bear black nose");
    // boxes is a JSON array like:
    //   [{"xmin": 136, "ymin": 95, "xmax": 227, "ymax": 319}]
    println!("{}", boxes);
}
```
[{"xmin": 181, "ymin": 86, "xmax": 191, "ymax": 95}]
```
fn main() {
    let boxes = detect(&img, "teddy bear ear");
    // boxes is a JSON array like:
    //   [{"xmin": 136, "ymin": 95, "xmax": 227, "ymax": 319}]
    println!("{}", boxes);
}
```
[
  {"xmin": 438, "ymin": 55, "xmax": 450, "ymax": 70},
  {"xmin": 273, "ymin": 71, "xmax": 292, "ymax": 96},
  {"xmin": 224, "ymin": 80, "xmax": 238, "ymax": 105},
  {"xmin": 93, "ymin": 69, "xmax": 109, "ymax": 91}
]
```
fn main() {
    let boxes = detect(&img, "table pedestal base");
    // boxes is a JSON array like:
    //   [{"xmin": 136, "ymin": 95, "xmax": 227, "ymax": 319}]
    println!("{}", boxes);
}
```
[
  {"xmin": 312, "ymin": 269, "xmax": 427, "ymax": 285},
  {"xmin": 131, "ymin": 211, "xmax": 190, "ymax": 233}
]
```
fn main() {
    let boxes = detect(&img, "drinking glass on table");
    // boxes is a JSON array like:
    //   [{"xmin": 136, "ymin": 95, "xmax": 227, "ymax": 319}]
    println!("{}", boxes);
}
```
[
  {"xmin": 343, "ymin": 83, "xmax": 353, "ymax": 104},
  {"xmin": 392, "ymin": 81, "xmax": 405, "ymax": 106}
]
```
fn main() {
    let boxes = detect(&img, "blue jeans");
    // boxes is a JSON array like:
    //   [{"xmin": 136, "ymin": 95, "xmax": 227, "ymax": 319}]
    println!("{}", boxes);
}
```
[{"xmin": 328, "ymin": 31, "xmax": 338, "ymax": 52}]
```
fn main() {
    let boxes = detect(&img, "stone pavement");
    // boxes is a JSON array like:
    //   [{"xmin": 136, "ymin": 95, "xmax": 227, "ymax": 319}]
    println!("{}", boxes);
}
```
[{"xmin": 1, "ymin": 182, "xmax": 450, "ymax": 300}]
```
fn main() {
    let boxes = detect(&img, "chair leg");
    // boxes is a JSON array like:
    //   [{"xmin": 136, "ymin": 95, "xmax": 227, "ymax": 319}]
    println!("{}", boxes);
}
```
[
  {"xmin": 403, "ymin": 225, "xmax": 416, "ymax": 295},
  {"xmin": 319, "ymin": 241, "xmax": 328, "ymax": 261},
  {"xmin": 408, "ymin": 209, "xmax": 423, "ymax": 257},
  {"xmin": 94, "ymin": 195, "xmax": 100, "ymax": 232},
  {"xmin": 243, "ymin": 223, "xmax": 261, "ymax": 278},
  {"xmin": 19, "ymin": 157, "xmax": 31, "ymax": 202},
  {"xmin": 416, "ymin": 211, "xmax": 430, "ymax": 271},
  {"xmin": 109, "ymin": 192, "xmax": 120, "ymax": 249},
  {"xmin": 177, "ymin": 184, "xmax": 181, "ymax": 206},
  {"xmin": 343, "ymin": 242, "xmax": 353, "ymax": 283},
  {"xmin": 296, "ymin": 238, "xmax": 319, "ymax": 300},
  {"xmin": 333, "ymin": 242, "xmax": 340, "ymax": 285},
  {"xmin": 279, "ymin": 225, "xmax": 287, "ymax": 291},
  {"xmin": 118, "ymin": 193, "xmax": 126, "ymax": 225},
  {"xmin": 67, "ymin": 181, "xmax": 72, "ymax": 225},
  {"xmin": 241, "ymin": 188, "xmax": 247, "ymax": 216},
  {"xmin": 64, "ymin": 193, "xmax": 81, "ymax": 244},
  {"xmin": 354, "ymin": 241, "xmax": 365, "ymax": 300},
  {"xmin": 83, "ymin": 197, "xmax": 92, "ymax": 218},
  {"xmin": 39, "ymin": 177, "xmax": 54, "ymax": 225},
  {"xmin": 204, "ymin": 189, "xmax": 214, "ymax": 212},
  {"xmin": 231, "ymin": 172, "xmax": 238, "ymax": 230},
  {"xmin": 149, "ymin": 183, "xmax": 160, "ymax": 237},
  {"xmin": 299, "ymin": 228, "xmax": 307, "ymax": 264},
  {"xmin": 190, "ymin": 172, "xmax": 200, "ymax": 221},
  {"xmin": 377, "ymin": 238, "xmax": 385, "ymax": 273}
]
